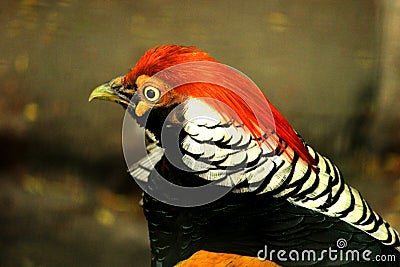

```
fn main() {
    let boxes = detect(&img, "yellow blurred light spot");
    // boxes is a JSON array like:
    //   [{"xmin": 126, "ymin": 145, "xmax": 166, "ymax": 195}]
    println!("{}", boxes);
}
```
[
  {"xmin": 15, "ymin": 53, "xmax": 29, "ymax": 73},
  {"xmin": 24, "ymin": 102, "xmax": 38, "ymax": 122},
  {"xmin": 266, "ymin": 12, "xmax": 289, "ymax": 32},
  {"xmin": 96, "ymin": 208, "xmax": 115, "ymax": 226},
  {"xmin": 22, "ymin": 175, "xmax": 44, "ymax": 194},
  {"xmin": 384, "ymin": 153, "xmax": 400, "ymax": 173},
  {"xmin": 97, "ymin": 189, "xmax": 135, "ymax": 212}
]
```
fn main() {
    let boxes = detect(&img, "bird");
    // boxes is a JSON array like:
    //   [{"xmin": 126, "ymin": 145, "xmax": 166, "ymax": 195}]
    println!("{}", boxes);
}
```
[{"xmin": 89, "ymin": 44, "xmax": 400, "ymax": 266}]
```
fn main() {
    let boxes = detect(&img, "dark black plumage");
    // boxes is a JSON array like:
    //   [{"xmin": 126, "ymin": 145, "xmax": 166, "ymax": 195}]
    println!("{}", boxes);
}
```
[{"xmin": 142, "ymin": 156, "xmax": 400, "ymax": 267}]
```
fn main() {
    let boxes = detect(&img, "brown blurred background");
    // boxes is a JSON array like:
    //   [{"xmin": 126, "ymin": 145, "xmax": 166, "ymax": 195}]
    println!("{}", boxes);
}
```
[{"xmin": 1, "ymin": 0, "xmax": 399, "ymax": 266}]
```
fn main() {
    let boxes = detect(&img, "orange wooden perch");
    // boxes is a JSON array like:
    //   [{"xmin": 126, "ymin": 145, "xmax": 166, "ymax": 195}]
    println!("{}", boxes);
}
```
[{"xmin": 175, "ymin": 250, "xmax": 281, "ymax": 267}]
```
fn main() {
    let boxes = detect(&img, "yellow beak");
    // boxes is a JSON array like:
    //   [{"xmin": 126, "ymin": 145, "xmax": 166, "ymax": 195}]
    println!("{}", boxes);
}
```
[
  {"xmin": 89, "ymin": 82, "xmax": 120, "ymax": 102},
  {"xmin": 89, "ymin": 77, "xmax": 151, "ymax": 117},
  {"xmin": 89, "ymin": 76, "xmax": 131, "ymax": 106}
]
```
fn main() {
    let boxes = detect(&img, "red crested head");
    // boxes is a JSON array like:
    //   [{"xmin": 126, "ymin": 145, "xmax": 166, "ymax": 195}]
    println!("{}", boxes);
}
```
[
  {"xmin": 123, "ymin": 45, "xmax": 217, "ymax": 86},
  {"xmin": 108, "ymin": 45, "xmax": 316, "ymax": 167}
]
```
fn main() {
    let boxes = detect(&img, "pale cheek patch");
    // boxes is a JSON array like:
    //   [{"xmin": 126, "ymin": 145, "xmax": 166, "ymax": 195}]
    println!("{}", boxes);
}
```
[{"xmin": 135, "ymin": 101, "xmax": 151, "ymax": 117}]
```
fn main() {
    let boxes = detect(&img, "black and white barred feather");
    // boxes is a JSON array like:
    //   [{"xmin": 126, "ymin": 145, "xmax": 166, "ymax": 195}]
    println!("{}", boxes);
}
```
[{"xmin": 131, "ymin": 98, "xmax": 400, "ymax": 251}]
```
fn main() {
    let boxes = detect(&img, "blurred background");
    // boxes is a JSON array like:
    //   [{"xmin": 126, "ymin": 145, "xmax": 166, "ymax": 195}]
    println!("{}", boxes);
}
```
[{"xmin": 1, "ymin": 0, "xmax": 400, "ymax": 266}]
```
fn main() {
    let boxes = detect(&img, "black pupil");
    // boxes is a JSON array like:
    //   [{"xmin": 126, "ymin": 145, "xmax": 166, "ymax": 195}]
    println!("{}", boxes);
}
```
[{"xmin": 146, "ymin": 89, "xmax": 156, "ymax": 99}]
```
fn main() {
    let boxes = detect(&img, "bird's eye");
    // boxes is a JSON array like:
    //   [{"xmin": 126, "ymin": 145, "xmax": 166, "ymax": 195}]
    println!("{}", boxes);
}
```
[{"xmin": 143, "ymin": 86, "xmax": 161, "ymax": 102}]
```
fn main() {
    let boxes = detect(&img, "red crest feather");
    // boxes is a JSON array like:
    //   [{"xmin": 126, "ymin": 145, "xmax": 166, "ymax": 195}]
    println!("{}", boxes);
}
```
[{"xmin": 125, "ymin": 45, "xmax": 316, "ymax": 167}]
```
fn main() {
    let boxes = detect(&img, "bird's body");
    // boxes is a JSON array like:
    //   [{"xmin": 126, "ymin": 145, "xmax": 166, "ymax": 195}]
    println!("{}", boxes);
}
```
[{"xmin": 90, "ymin": 45, "xmax": 400, "ymax": 266}]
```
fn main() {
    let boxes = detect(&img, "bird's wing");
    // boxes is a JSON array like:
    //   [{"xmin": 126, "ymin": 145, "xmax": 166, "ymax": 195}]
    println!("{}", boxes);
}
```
[{"xmin": 177, "ymin": 98, "xmax": 400, "ymax": 249}]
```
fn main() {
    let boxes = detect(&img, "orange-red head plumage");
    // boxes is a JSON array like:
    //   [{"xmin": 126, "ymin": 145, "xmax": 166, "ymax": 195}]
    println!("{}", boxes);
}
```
[
  {"xmin": 123, "ymin": 45, "xmax": 217, "ymax": 86},
  {"xmin": 124, "ymin": 45, "xmax": 316, "ymax": 167}
]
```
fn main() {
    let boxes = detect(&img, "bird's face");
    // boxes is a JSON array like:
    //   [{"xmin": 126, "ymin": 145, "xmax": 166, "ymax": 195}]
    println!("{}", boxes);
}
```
[
  {"xmin": 90, "ymin": 45, "xmax": 216, "ymax": 125},
  {"xmin": 89, "ymin": 73, "xmax": 188, "ymax": 129}
]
